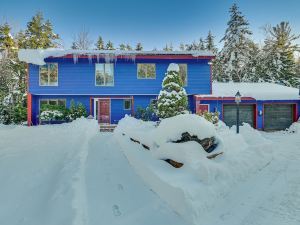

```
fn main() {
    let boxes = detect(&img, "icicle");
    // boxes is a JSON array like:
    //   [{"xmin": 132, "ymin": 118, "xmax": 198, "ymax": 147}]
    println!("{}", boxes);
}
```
[
  {"xmin": 105, "ymin": 54, "xmax": 114, "ymax": 63},
  {"xmin": 96, "ymin": 54, "xmax": 100, "ymax": 63},
  {"xmin": 73, "ymin": 54, "xmax": 78, "ymax": 64},
  {"xmin": 88, "ymin": 54, "xmax": 92, "ymax": 64},
  {"xmin": 130, "ymin": 54, "xmax": 136, "ymax": 64}
]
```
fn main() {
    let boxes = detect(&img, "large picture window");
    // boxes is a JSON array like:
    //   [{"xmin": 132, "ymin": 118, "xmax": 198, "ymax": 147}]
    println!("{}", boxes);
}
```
[
  {"xmin": 39, "ymin": 99, "xmax": 66, "ymax": 112},
  {"xmin": 95, "ymin": 63, "xmax": 114, "ymax": 86},
  {"xmin": 179, "ymin": 64, "xmax": 187, "ymax": 86},
  {"xmin": 39, "ymin": 63, "xmax": 58, "ymax": 86},
  {"xmin": 137, "ymin": 64, "xmax": 156, "ymax": 79}
]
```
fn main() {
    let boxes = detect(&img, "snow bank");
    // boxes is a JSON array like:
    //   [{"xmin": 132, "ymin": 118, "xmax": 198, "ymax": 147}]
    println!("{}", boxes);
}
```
[
  {"xmin": 114, "ymin": 115, "xmax": 273, "ymax": 225},
  {"xmin": 18, "ymin": 49, "xmax": 214, "ymax": 65},
  {"xmin": 196, "ymin": 82, "xmax": 300, "ymax": 100}
]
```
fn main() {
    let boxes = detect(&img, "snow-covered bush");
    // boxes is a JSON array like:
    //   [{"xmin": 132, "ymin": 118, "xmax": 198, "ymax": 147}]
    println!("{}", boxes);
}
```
[
  {"xmin": 68, "ymin": 99, "xmax": 87, "ymax": 121},
  {"xmin": 134, "ymin": 104, "xmax": 157, "ymax": 121},
  {"xmin": 40, "ymin": 110, "xmax": 64, "ymax": 121},
  {"xmin": 197, "ymin": 111, "xmax": 220, "ymax": 125},
  {"xmin": 157, "ymin": 63, "xmax": 188, "ymax": 119},
  {"xmin": 39, "ymin": 104, "xmax": 69, "ymax": 122}
]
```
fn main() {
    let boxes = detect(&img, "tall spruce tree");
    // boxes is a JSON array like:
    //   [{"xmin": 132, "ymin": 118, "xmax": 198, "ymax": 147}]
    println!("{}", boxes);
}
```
[
  {"xmin": 135, "ymin": 42, "xmax": 143, "ymax": 51},
  {"xmin": 262, "ymin": 22, "xmax": 299, "ymax": 87},
  {"xmin": 199, "ymin": 38, "xmax": 205, "ymax": 50},
  {"xmin": 0, "ymin": 23, "xmax": 15, "ymax": 51},
  {"xmin": 119, "ymin": 43, "xmax": 126, "ymax": 50},
  {"xmin": 157, "ymin": 63, "xmax": 188, "ymax": 119},
  {"xmin": 205, "ymin": 31, "xmax": 217, "ymax": 53},
  {"xmin": 126, "ymin": 44, "xmax": 133, "ymax": 50},
  {"xmin": 95, "ymin": 36, "xmax": 104, "ymax": 50},
  {"xmin": 24, "ymin": 12, "xmax": 60, "ymax": 49},
  {"xmin": 219, "ymin": 3, "xmax": 252, "ymax": 82}
]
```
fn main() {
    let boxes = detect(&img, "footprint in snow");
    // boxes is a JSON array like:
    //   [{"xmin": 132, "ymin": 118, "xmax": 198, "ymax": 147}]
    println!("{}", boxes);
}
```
[{"xmin": 112, "ymin": 205, "xmax": 122, "ymax": 217}]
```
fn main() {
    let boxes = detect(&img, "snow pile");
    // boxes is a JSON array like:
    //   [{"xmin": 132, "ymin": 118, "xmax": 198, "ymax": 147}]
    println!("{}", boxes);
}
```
[
  {"xmin": 155, "ymin": 114, "xmax": 215, "ymax": 145},
  {"xmin": 114, "ymin": 115, "xmax": 273, "ymax": 225},
  {"xmin": 287, "ymin": 120, "xmax": 300, "ymax": 133},
  {"xmin": 197, "ymin": 82, "xmax": 300, "ymax": 100},
  {"xmin": 167, "ymin": 63, "xmax": 180, "ymax": 72},
  {"xmin": 18, "ymin": 48, "xmax": 214, "ymax": 65}
]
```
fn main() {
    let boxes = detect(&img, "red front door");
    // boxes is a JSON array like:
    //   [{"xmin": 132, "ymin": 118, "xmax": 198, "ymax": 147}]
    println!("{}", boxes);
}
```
[{"xmin": 98, "ymin": 99, "xmax": 110, "ymax": 124}]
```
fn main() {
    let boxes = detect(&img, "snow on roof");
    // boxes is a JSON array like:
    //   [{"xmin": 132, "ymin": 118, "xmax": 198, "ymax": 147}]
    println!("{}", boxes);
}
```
[
  {"xmin": 167, "ymin": 63, "xmax": 179, "ymax": 72},
  {"xmin": 196, "ymin": 82, "xmax": 300, "ymax": 100},
  {"xmin": 18, "ymin": 48, "xmax": 214, "ymax": 65}
]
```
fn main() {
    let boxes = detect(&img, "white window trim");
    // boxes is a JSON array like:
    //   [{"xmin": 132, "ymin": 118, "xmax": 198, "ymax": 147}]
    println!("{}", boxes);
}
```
[
  {"xmin": 39, "ymin": 63, "xmax": 58, "ymax": 86},
  {"xmin": 123, "ymin": 99, "xmax": 131, "ymax": 110},
  {"xmin": 95, "ymin": 63, "xmax": 115, "ymax": 87},
  {"xmin": 137, "ymin": 63, "xmax": 156, "ymax": 79}
]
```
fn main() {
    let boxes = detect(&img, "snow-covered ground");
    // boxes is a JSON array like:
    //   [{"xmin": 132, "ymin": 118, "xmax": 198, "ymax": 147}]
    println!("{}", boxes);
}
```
[{"xmin": 0, "ymin": 118, "xmax": 300, "ymax": 225}]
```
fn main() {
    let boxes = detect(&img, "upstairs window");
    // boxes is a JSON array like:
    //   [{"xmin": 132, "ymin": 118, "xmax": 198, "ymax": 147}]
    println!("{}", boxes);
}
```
[
  {"xmin": 95, "ymin": 63, "xmax": 114, "ymax": 86},
  {"xmin": 137, "ymin": 64, "xmax": 156, "ymax": 79},
  {"xmin": 39, "ymin": 63, "xmax": 58, "ymax": 86},
  {"xmin": 178, "ymin": 64, "xmax": 187, "ymax": 86}
]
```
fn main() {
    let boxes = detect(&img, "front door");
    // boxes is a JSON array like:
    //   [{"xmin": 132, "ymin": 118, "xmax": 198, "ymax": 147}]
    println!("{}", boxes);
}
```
[{"xmin": 98, "ymin": 99, "xmax": 110, "ymax": 124}]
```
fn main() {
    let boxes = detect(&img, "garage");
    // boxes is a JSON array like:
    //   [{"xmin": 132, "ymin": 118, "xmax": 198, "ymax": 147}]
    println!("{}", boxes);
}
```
[
  {"xmin": 264, "ymin": 104, "xmax": 295, "ymax": 131},
  {"xmin": 223, "ymin": 104, "xmax": 255, "ymax": 128}
]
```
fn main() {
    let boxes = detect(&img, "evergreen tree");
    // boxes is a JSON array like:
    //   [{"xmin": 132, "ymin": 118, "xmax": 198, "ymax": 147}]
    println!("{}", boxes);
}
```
[
  {"xmin": 15, "ymin": 30, "xmax": 27, "ymax": 49},
  {"xmin": 24, "ymin": 12, "xmax": 60, "ymax": 49},
  {"xmin": 185, "ymin": 41, "xmax": 199, "ymax": 51},
  {"xmin": 262, "ymin": 22, "xmax": 299, "ymax": 87},
  {"xmin": 218, "ymin": 3, "xmax": 253, "ymax": 82},
  {"xmin": 163, "ymin": 43, "xmax": 173, "ymax": 51},
  {"xmin": 205, "ymin": 31, "xmax": 217, "ymax": 53},
  {"xmin": 105, "ymin": 40, "xmax": 115, "ymax": 50},
  {"xmin": 157, "ymin": 63, "xmax": 188, "ymax": 119},
  {"xmin": 119, "ymin": 43, "xmax": 126, "ymax": 50},
  {"xmin": 95, "ymin": 36, "xmax": 104, "ymax": 50},
  {"xmin": 126, "ymin": 44, "xmax": 133, "ymax": 50},
  {"xmin": 179, "ymin": 43, "xmax": 185, "ymax": 51},
  {"xmin": 0, "ymin": 23, "xmax": 15, "ymax": 51},
  {"xmin": 135, "ymin": 42, "xmax": 143, "ymax": 51},
  {"xmin": 199, "ymin": 38, "xmax": 205, "ymax": 50}
]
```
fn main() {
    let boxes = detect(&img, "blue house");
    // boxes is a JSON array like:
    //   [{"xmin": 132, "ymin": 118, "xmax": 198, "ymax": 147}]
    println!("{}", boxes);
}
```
[{"xmin": 19, "ymin": 49, "xmax": 299, "ymax": 131}]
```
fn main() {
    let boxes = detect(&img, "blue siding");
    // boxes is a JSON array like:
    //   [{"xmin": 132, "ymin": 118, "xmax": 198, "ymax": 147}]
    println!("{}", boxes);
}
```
[
  {"xmin": 29, "ymin": 58, "xmax": 211, "ymax": 95},
  {"xmin": 111, "ymin": 99, "xmax": 131, "ymax": 124}
]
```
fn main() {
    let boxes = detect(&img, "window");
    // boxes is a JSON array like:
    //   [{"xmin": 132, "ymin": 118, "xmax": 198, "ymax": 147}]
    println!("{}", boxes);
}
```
[
  {"xmin": 39, "ymin": 99, "xmax": 66, "ymax": 112},
  {"xmin": 124, "ymin": 99, "xmax": 131, "ymax": 110},
  {"xmin": 179, "ymin": 64, "xmax": 187, "ymax": 86},
  {"xmin": 137, "ymin": 64, "xmax": 156, "ymax": 79},
  {"xmin": 39, "ymin": 63, "xmax": 58, "ymax": 86},
  {"xmin": 95, "ymin": 63, "xmax": 114, "ymax": 86}
]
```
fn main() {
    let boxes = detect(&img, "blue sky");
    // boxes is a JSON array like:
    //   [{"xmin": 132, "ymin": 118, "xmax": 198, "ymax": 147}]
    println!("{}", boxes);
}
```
[{"xmin": 1, "ymin": 0, "xmax": 300, "ymax": 49}]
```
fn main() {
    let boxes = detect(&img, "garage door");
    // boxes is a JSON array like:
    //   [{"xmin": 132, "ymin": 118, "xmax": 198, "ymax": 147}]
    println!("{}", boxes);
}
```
[
  {"xmin": 223, "ymin": 104, "xmax": 255, "ymax": 127},
  {"xmin": 264, "ymin": 104, "xmax": 294, "ymax": 131}
]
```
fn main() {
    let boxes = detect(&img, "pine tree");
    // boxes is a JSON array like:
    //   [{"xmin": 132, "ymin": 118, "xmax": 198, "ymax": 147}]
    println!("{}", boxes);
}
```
[
  {"xmin": 219, "ymin": 3, "xmax": 253, "ymax": 82},
  {"xmin": 179, "ymin": 43, "xmax": 185, "ymax": 51},
  {"xmin": 135, "ymin": 42, "xmax": 143, "ymax": 51},
  {"xmin": 157, "ymin": 63, "xmax": 188, "ymax": 119},
  {"xmin": 15, "ymin": 30, "xmax": 26, "ymax": 49},
  {"xmin": 95, "ymin": 36, "xmax": 104, "ymax": 50},
  {"xmin": 163, "ymin": 43, "xmax": 173, "ymax": 51},
  {"xmin": 24, "ymin": 12, "xmax": 60, "ymax": 49},
  {"xmin": 119, "ymin": 43, "xmax": 126, "ymax": 50},
  {"xmin": 0, "ymin": 23, "xmax": 15, "ymax": 51},
  {"xmin": 106, "ymin": 40, "xmax": 115, "ymax": 50},
  {"xmin": 199, "ymin": 38, "xmax": 205, "ymax": 50},
  {"xmin": 262, "ymin": 22, "xmax": 299, "ymax": 87},
  {"xmin": 205, "ymin": 31, "xmax": 217, "ymax": 53},
  {"xmin": 126, "ymin": 44, "xmax": 133, "ymax": 50}
]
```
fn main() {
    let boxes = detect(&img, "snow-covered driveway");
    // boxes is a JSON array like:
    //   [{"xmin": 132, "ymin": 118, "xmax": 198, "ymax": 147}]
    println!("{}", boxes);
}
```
[
  {"xmin": 0, "ymin": 121, "xmax": 189, "ymax": 225},
  {"xmin": 202, "ymin": 131, "xmax": 300, "ymax": 225}
]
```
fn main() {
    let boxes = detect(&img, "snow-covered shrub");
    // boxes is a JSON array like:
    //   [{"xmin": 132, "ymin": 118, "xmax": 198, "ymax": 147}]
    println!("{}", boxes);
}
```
[
  {"xmin": 157, "ymin": 63, "xmax": 188, "ymax": 119},
  {"xmin": 68, "ymin": 99, "xmax": 87, "ymax": 121},
  {"xmin": 40, "ymin": 110, "xmax": 64, "ymax": 121},
  {"xmin": 197, "ymin": 111, "xmax": 220, "ymax": 125},
  {"xmin": 135, "ymin": 104, "xmax": 157, "ymax": 121},
  {"xmin": 40, "ymin": 104, "xmax": 69, "ymax": 122}
]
